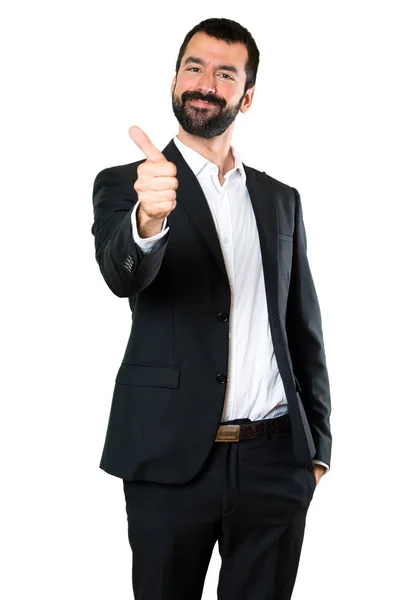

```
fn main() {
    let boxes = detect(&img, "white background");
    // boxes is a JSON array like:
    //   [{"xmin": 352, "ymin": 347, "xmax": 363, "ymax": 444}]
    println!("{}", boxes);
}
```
[{"xmin": 1, "ymin": 1, "xmax": 408, "ymax": 598}]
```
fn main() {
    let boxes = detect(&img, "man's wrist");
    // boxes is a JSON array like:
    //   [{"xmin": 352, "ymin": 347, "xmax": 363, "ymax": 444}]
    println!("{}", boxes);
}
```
[
  {"xmin": 313, "ymin": 459, "xmax": 329, "ymax": 473},
  {"xmin": 136, "ymin": 204, "xmax": 165, "ymax": 238}
]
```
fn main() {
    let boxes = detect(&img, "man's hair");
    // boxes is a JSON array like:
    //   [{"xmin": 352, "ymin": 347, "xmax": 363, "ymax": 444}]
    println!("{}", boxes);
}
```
[{"xmin": 175, "ymin": 18, "xmax": 260, "ymax": 94}]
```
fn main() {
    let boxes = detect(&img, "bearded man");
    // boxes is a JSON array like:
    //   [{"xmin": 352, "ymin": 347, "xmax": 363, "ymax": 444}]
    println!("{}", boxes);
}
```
[{"xmin": 91, "ymin": 16, "xmax": 332, "ymax": 600}]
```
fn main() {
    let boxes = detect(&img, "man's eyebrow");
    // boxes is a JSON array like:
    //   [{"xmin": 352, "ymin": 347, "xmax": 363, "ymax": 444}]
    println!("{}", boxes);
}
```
[{"xmin": 183, "ymin": 56, "xmax": 239, "ymax": 76}]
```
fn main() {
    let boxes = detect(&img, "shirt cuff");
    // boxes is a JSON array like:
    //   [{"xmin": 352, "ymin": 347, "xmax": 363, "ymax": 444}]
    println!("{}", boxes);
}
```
[
  {"xmin": 131, "ymin": 201, "xmax": 169, "ymax": 253},
  {"xmin": 312, "ymin": 459, "xmax": 330, "ymax": 473}
]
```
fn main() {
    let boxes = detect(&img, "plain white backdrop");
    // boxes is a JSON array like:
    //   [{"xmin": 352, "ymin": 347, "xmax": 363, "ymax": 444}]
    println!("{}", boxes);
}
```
[{"xmin": 1, "ymin": 1, "xmax": 408, "ymax": 598}]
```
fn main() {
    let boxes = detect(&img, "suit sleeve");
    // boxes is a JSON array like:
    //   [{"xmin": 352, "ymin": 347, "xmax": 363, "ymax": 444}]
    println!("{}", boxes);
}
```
[
  {"xmin": 91, "ymin": 167, "xmax": 170, "ymax": 297},
  {"xmin": 285, "ymin": 187, "xmax": 332, "ymax": 467}
]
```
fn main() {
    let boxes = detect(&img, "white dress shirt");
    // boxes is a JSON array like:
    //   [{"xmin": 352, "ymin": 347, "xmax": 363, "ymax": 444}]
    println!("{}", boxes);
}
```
[{"xmin": 130, "ymin": 135, "xmax": 329, "ymax": 472}]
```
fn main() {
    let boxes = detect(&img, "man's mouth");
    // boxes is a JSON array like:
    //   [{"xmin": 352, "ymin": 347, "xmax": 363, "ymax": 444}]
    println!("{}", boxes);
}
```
[{"xmin": 188, "ymin": 99, "xmax": 217, "ymax": 108}]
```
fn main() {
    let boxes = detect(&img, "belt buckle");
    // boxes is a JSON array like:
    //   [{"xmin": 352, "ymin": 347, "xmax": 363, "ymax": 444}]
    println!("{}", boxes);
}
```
[{"xmin": 215, "ymin": 424, "xmax": 240, "ymax": 442}]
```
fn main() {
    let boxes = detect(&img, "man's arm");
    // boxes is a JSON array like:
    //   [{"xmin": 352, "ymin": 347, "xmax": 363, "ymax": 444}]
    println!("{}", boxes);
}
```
[
  {"xmin": 285, "ymin": 188, "xmax": 332, "ymax": 469},
  {"xmin": 91, "ymin": 167, "xmax": 170, "ymax": 297}
]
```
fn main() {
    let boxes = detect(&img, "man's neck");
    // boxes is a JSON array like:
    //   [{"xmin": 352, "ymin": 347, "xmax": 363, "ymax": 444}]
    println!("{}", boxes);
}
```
[{"xmin": 176, "ymin": 129, "xmax": 235, "ymax": 178}]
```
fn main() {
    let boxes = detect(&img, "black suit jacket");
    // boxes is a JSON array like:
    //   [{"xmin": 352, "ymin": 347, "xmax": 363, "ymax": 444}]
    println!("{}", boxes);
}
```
[{"xmin": 91, "ymin": 138, "xmax": 332, "ymax": 482}]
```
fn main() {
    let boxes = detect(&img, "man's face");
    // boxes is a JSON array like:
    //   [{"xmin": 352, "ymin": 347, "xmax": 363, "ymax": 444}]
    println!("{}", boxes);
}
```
[{"xmin": 171, "ymin": 32, "xmax": 254, "ymax": 139}]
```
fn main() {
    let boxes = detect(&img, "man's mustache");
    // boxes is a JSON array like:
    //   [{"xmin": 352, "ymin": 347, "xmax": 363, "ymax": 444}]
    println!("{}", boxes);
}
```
[{"xmin": 182, "ymin": 91, "xmax": 225, "ymax": 108}]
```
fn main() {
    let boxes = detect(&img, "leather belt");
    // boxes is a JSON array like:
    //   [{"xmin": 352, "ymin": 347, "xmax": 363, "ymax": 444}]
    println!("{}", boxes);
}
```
[{"xmin": 215, "ymin": 413, "xmax": 291, "ymax": 442}]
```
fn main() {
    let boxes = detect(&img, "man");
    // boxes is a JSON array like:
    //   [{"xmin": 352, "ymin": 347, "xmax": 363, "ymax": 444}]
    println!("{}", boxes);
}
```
[{"xmin": 91, "ymin": 17, "xmax": 332, "ymax": 600}]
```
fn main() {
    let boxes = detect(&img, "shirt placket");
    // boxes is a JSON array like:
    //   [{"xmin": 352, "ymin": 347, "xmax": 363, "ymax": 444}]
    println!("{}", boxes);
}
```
[{"xmin": 212, "ymin": 171, "xmax": 236, "ymax": 420}]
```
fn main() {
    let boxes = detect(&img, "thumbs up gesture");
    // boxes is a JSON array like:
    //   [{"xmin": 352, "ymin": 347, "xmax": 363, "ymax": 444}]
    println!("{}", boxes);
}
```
[{"xmin": 129, "ymin": 126, "xmax": 178, "ymax": 222}]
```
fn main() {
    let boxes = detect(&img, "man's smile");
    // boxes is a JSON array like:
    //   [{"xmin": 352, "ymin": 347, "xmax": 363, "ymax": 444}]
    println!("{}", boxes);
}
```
[{"xmin": 187, "ymin": 99, "xmax": 218, "ymax": 108}]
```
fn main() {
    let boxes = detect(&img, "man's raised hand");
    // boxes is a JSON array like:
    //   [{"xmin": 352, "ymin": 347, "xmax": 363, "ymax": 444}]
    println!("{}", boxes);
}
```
[{"xmin": 129, "ymin": 126, "xmax": 178, "ymax": 222}]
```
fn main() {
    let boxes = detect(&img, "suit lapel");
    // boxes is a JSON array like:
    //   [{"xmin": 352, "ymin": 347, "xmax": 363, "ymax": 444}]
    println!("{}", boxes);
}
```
[
  {"xmin": 162, "ymin": 139, "xmax": 228, "ymax": 278},
  {"xmin": 245, "ymin": 168, "xmax": 280, "ymax": 319},
  {"xmin": 161, "ymin": 140, "xmax": 279, "ymax": 300}
]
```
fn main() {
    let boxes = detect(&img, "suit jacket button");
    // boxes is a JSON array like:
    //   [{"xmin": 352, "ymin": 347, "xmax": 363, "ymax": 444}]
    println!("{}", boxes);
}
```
[
  {"xmin": 216, "ymin": 373, "xmax": 227, "ymax": 384},
  {"xmin": 218, "ymin": 312, "xmax": 229, "ymax": 322}
]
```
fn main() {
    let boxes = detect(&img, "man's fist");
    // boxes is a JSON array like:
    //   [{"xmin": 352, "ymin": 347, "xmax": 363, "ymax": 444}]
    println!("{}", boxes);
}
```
[{"xmin": 129, "ymin": 126, "xmax": 178, "ymax": 221}]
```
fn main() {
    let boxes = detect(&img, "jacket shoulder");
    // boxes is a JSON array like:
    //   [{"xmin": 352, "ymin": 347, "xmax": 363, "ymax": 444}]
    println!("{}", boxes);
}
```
[
  {"xmin": 245, "ymin": 165, "xmax": 297, "ymax": 199},
  {"xmin": 94, "ymin": 159, "xmax": 146, "ymax": 185}
]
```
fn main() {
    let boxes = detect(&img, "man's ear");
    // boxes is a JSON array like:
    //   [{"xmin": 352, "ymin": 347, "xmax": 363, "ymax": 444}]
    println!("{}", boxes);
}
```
[{"xmin": 241, "ymin": 86, "xmax": 255, "ymax": 113}]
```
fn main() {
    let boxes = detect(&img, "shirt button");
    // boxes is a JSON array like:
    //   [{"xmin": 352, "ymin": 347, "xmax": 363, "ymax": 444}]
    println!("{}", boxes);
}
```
[
  {"xmin": 223, "ymin": 238, "xmax": 229, "ymax": 244},
  {"xmin": 216, "ymin": 373, "xmax": 227, "ymax": 385},
  {"xmin": 218, "ymin": 312, "xmax": 229, "ymax": 322}
]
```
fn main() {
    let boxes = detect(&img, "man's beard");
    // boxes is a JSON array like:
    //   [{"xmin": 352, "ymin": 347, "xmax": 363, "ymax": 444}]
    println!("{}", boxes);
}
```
[{"xmin": 171, "ymin": 87, "xmax": 246, "ymax": 139}]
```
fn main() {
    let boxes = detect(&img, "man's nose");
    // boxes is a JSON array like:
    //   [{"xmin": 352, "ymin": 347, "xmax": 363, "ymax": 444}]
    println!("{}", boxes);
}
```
[{"xmin": 196, "ymin": 72, "xmax": 217, "ymax": 96}]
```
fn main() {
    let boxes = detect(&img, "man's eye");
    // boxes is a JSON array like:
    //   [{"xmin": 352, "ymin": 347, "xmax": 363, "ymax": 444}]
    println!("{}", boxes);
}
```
[{"xmin": 187, "ymin": 67, "xmax": 233, "ymax": 80}]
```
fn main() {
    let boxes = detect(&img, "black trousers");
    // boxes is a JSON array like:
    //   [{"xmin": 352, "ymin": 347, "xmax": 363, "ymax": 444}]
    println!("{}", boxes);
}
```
[{"xmin": 123, "ymin": 418, "xmax": 316, "ymax": 599}]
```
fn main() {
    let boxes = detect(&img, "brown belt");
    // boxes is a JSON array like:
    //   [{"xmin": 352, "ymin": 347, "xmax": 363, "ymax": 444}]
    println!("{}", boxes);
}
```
[{"xmin": 215, "ymin": 413, "xmax": 291, "ymax": 442}]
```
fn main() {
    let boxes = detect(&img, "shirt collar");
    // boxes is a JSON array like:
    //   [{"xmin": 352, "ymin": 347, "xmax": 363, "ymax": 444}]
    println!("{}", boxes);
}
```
[{"xmin": 173, "ymin": 135, "xmax": 246, "ymax": 184}]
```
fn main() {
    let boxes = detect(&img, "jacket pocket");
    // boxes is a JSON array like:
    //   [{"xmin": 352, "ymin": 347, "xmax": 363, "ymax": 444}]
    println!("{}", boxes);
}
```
[{"xmin": 115, "ymin": 362, "xmax": 180, "ymax": 388}]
